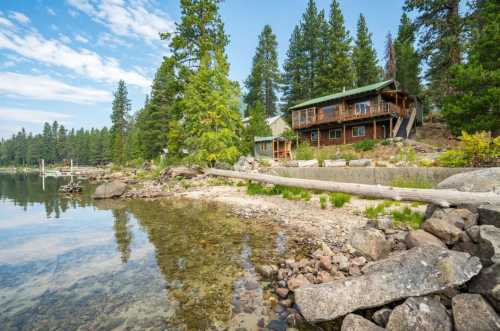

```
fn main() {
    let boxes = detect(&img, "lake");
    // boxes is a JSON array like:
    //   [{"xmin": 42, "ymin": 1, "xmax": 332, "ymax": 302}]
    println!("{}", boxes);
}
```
[{"xmin": 0, "ymin": 174, "xmax": 301, "ymax": 330}]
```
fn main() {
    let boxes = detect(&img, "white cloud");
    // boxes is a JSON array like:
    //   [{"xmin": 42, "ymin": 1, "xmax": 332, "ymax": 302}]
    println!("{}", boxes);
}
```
[
  {"xmin": 97, "ymin": 32, "xmax": 132, "ymax": 48},
  {"xmin": 0, "ymin": 24, "xmax": 150, "ymax": 89},
  {"xmin": 0, "ymin": 107, "xmax": 71, "ymax": 124},
  {"xmin": 67, "ymin": 0, "xmax": 175, "ymax": 42},
  {"xmin": 8, "ymin": 11, "xmax": 30, "ymax": 25},
  {"xmin": 0, "ymin": 17, "xmax": 14, "ymax": 28},
  {"xmin": 58, "ymin": 34, "xmax": 72, "ymax": 44},
  {"xmin": 75, "ymin": 34, "xmax": 89, "ymax": 43},
  {"xmin": 47, "ymin": 8, "xmax": 56, "ymax": 16},
  {"xmin": 0, "ymin": 72, "xmax": 113, "ymax": 104}
]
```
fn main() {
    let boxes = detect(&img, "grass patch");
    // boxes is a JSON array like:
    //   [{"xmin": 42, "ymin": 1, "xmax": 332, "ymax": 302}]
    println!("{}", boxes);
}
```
[
  {"xmin": 354, "ymin": 139, "xmax": 377, "ymax": 151},
  {"xmin": 330, "ymin": 192, "xmax": 351, "ymax": 208},
  {"xmin": 295, "ymin": 144, "xmax": 315, "ymax": 160},
  {"xmin": 319, "ymin": 195, "xmax": 328, "ymax": 209},
  {"xmin": 391, "ymin": 207, "xmax": 424, "ymax": 229},
  {"xmin": 391, "ymin": 177, "xmax": 433, "ymax": 189},
  {"xmin": 363, "ymin": 200, "xmax": 395, "ymax": 220},
  {"xmin": 246, "ymin": 182, "xmax": 311, "ymax": 201}
]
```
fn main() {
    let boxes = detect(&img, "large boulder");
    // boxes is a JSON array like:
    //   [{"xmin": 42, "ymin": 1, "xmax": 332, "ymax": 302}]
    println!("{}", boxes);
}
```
[
  {"xmin": 386, "ymin": 296, "xmax": 452, "ymax": 331},
  {"xmin": 478, "ymin": 204, "xmax": 500, "ymax": 227},
  {"xmin": 405, "ymin": 229, "xmax": 446, "ymax": 248},
  {"xmin": 468, "ymin": 263, "xmax": 500, "ymax": 311},
  {"xmin": 349, "ymin": 159, "xmax": 372, "ymax": 167},
  {"xmin": 233, "ymin": 156, "xmax": 257, "ymax": 172},
  {"xmin": 294, "ymin": 246, "xmax": 481, "ymax": 322},
  {"xmin": 452, "ymin": 293, "xmax": 500, "ymax": 331},
  {"xmin": 323, "ymin": 159, "xmax": 347, "ymax": 167},
  {"xmin": 437, "ymin": 167, "xmax": 500, "ymax": 192},
  {"xmin": 432, "ymin": 208, "xmax": 478, "ymax": 229},
  {"xmin": 478, "ymin": 225, "xmax": 500, "ymax": 266},
  {"xmin": 349, "ymin": 228, "xmax": 391, "ymax": 260},
  {"xmin": 422, "ymin": 217, "xmax": 463, "ymax": 245},
  {"xmin": 341, "ymin": 314, "xmax": 384, "ymax": 331},
  {"xmin": 92, "ymin": 181, "xmax": 127, "ymax": 199}
]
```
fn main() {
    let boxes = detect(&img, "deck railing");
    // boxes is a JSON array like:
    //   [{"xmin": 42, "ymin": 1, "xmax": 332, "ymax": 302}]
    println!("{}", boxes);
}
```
[{"xmin": 291, "ymin": 102, "xmax": 406, "ymax": 129}]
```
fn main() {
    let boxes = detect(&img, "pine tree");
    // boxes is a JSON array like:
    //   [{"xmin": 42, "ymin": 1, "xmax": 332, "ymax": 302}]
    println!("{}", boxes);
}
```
[
  {"xmin": 244, "ymin": 25, "xmax": 280, "ymax": 117},
  {"xmin": 243, "ymin": 101, "xmax": 272, "ymax": 153},
  {"xmin": 394, "ymin": 13, "xmax": 421, "ymax": 96},
  {"xmin": 384, "ymin": 32, "xmax": 397, "ymax": 80},
  {"xmin": 404, "ymin": 0, "xmax": 462, "ymax": 106},
  {"xmin": 300, "ymin": 0, "xmax": 323, "ymax": 98},
  {"xmin": 353, "ymin": 14, "xmax": 380, "ymax": 86},
  {"xmin": 442, "ymin": 0, "xmax": 500, "ymax": 134},
  {"xmin": 316, "ymin": 0, "xmax": 354, "ymax": 95},
  {"xmin": 183, "ymin": 51, "xmax": 242, "ymax": 165},
  {"xmin": 110, "ymin": 80, "xmax": 130, "ymax": 164},
  {"xmin": 282, "ymin": 25, "xmax": 306, "ymax": 109}
]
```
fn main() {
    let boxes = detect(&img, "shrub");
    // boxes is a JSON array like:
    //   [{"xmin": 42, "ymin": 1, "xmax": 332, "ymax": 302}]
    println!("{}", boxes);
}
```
[
  {"xmin": 391, "ymin": 177, "xmax": 433, "ymax": 189},
  {"xmin": 363, "ymin": 200, "xmax": 396, "ymax": 219},
  {"xmin": 315, "ymin": 148, "xmax": 336, "ymax": 166},
  {"xmin": 418, "ymin": 159, "xmax": 434, "ymax": 167},
  {"xmin": 381, "ymin": 139, "xmax": 391, "ymax": 146},
  {"xmin": 330, "ymin": 192, "xmax": 351, "ymax": 208},
  {"xmin": 340, "ymin": 152, "xmax": 358, "ymax": 161},
  {"xmin": 295, "ymin": 144, "xmax": 315, "ymax": 160},
  {"xmin": 460, "ymin": 131, "xmax": 499, "ymax": 166},
  {"xmin": 354, "ymin": 139, "xmax": 377, "ymax": 151},
  {"xmin": 437, "ymin": 150, "xmax": 469, "ymax": 167},
  {"xmin": 319, "ymin": 195, "xmax": 328, "ymax": 209},
  {"xmin": 396, "ymin": 146, "xmax": 417, "ymax": 163},
  {"xmin": 391, "ymin": 207, "xmax": 424, "ymax": 229}
]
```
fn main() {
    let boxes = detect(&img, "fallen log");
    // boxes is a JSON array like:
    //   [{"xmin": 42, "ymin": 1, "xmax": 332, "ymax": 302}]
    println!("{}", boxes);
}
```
[{"xmin": 204, "ymin": 168, "xmax": 500, "ymax": 207}]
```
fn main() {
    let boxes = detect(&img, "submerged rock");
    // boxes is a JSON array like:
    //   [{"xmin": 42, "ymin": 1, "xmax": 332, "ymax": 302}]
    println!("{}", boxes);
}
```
[
  {"xmin": 341, "ymin": 314, "xmax": 384, "ymax": 331},
  {"xmin": 294, "ymin": 246, "xmax": 482, "ymax": 322},
  {"xmin": 92, "ymin": 180, "xmax": 127, "ymax": 199},
  {"xmin": 386, "ymin": 296, "xmax": 452, "ymax": 331},
  {"xmin": 452, "ymin": 293, "xmax": 500, "ymax": 331}
]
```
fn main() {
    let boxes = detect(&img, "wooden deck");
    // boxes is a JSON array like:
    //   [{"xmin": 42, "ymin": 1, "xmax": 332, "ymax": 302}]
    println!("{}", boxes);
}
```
[{"xmin": 292, "ymin": 102, "xmax": 408, "ymax": 129}]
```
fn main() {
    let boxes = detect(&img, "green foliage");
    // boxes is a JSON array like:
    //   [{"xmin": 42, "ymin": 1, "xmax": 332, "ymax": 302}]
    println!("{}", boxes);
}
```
[
  {"xmin": 391, "ymin": 177, "xmax": 433, "ymax": 189},
  {"xmin": 329, "ymin": 192, "xmax": 351, "ymax": 208},
  {"xmin": 396, "ymin": 146, "xmax": 417, "ymax": 163},
  {"xmin": 340, "ymin": 152, "xmax": 358, "ymax": 161},
  {"xmin": 110, "ymin": 80, "xmax": 131, "ymax": 164},
  {"xmin": 243, "ymin": 101, "xmax": 272, "ymax": 153},
  {"xmin": 244, "ymin": 25, "xmax": 280, "ymax": 117},
  {"xmin": 394, "ymin": 13, "xmax": 421, "ymax": 96},
  {"xmin": 437, "ymin": 131, "xmax": 500, "ymax": 167},
  {"xmin": 295, "ymin": 144, "xmax": 315, "ymax": 160},
  {"xmin": 364, "ymin": 200, "xmax": 395, "ymax": 219},
  {"xmin": 352, "ymin": 14, "xmax": 380, "ymax": 86},
  {"xmin": 381, "ymin": 139, "xmax": 391, "ymax": 146},
  {"xmin": 391, "ymin": 207, "xmax": 424, "ymax": 230},
  {"xmin": 281, "ymin": 128, "xmax": 299, "ymax": 142},
  {"xmin": 418, "ymin": 159, "xmax": 434, "ymax": 167},
  {"xmin": 354, "ymin": 139, "xmax": 377, "ymax": 151},
  {"xmin": 437, "ymin": 150, "xmax": 468, "ymax": 167},
  {"xmin": 246, "ymin": 182, "xmax": 311, "ymax": 201},
  {"xmin": 319, "ymin": 195, "xmax": 327, "ymax": 209}
]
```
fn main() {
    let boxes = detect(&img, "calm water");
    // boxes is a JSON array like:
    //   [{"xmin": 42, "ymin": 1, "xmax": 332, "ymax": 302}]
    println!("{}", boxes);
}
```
[{"xmin": 0, "ymin": 174, "xmax": 300, "ymax": 330}]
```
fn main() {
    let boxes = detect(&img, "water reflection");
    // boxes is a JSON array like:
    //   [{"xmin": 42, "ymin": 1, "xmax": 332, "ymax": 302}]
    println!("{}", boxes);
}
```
[{"xmin": 0, "ymin": 174, "xmax": 299, "ymax": 330}]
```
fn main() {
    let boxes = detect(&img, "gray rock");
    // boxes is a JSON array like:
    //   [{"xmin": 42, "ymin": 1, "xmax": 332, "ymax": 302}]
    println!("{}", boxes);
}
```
[
  {"xmin": 349, "ymin": 228, "xmax": 391, "ymax": 260},
  {"xmin": 467, "ymin": 225, "xmax": 481, "ymax": 242},
  {"xmin": 162, "ymin": 166, "xmax": 200, "ymax": 179},
  {"xmin": 92, "ymin": 180, "xmax": 127, "ymax": 199},
  {"xmin": 323, "ymin": 159, "xmax": 347, "ymax": 167},
  {"xmin": 479, "ymin": 204, "xmax": 500, "ymax": 227},
  {"xmin": 422, "ymin": 217, "xmax": 463, "ymax": 245},
  {"xmin": 233, "ymin": 156, "xmax": 256, "ymax": 172},
  {"xmin": 405, "ymin": 229, "xmax": 446, "ymax": 248},
  {"xmin": 332, "ymin": 255, "xmax": 349, "ymax": 271},
  {"xmin": 372, "ymin": 308, "xmax": 392, "ymax": 327},
  {"xmin": 437, "ymin": 167, "xmax": 500, "ymax": 192},
  {"xmin": 294, "ymin": 246, "xmax": 481, "ymax": 322},
  {"xmin": 478, "ymin": 225, "xmax": 500, "ymax": 266},
  {"xmin": 468, "ymin": 263, "xmax": 500, "ymax": 311},
  {"xmin": 256, "ymin": 264, "xmax": 278, "ymax": 279},
  {"xmin": 296, "ymin": 160, "xmax": 318, "ymax": 167},
  {"xmin": 386, "ymin": 296, "xmax": 452, "ymax": 331},
  {"xmin": 432, "ymin": 208, "xmax": 478, "ymax": 229},
  {"xmin": 349, "ymin": 159, "xmax": 372, "ymax": 167},
  {"xmin": 452, "ymin": 293, "xmax": 500, "ymax": 331},
  {"xmin": 341, "ymin": 314, "xmax": 384, "ymax": 331}
]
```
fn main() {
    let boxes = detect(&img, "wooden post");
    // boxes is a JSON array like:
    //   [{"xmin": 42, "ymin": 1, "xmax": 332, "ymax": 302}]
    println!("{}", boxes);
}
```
[
  {"xmin": 389, "ymin": 117, "xmax": 393, "ymax": 138},
  {"xmin": 317, "ymin": 128, "xmax": 320, "ymax": 150},
  {"xmin": 272, "ymin": 138, "xmax": 275, "ymax": 160},
  {"xmin": 343, "ymin": 124, "xmax": 346, "ymax": 145},
  {"xmin": 373, "ymin": 119, "xmax": 377, "ymax": 139}
]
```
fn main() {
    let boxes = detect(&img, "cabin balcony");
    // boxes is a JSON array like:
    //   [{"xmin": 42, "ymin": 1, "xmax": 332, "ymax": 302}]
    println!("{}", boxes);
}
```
[{"xmin": 291, "ymin": 102, "xmax": 407, "ymax": 129}]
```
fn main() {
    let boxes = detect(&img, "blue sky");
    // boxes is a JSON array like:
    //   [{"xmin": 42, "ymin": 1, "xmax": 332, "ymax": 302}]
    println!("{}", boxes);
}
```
[{"xmin": 0, "ymin": 0, "xmax": 406, "ymax": 139}]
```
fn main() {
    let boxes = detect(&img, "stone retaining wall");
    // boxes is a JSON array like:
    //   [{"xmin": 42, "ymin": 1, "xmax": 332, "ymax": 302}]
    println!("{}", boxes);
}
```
[{"xmin": 269, "ymin": 167, "xmax": 475, "ymax": 186}]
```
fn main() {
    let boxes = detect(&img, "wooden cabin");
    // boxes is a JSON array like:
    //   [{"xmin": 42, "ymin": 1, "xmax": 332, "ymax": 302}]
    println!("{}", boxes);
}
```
[
  {"xmin": 254, "ymin": 136, "xmax": 292, "ymax": 160},
  {"xmin": 289, "ymin": 80, "xmax": 422, "ymax": 146}
]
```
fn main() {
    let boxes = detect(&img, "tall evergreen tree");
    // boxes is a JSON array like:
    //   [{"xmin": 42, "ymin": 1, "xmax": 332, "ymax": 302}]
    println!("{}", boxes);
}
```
[
  {"xmin": 244, "ymin": 25, "xmax": 280, "ymax": 117},
  {"xmin": 442, "ymin": 0, "xmax": 500, "ymax": 134},
  {"xmin": 384, "ymin": 32, "xmax": 397, "ymax": 80},
  {"xmin": 404, "ymin": 0, "xmax": 462, "ymax": 106},
  {"xmin": 316, "ymin": 0, "xmax": 354, "ymax": 95},
  {"xmin": 394, "ymin": 13, "xmax": 421, "ymax": 96},
  {"xmin": 110, "ymin": 80, "xmax": 131, "ymax": 164},
  {"xmin": 352, "ymin": 14, "xmax": 380, "ymax": 86},
  {"xmin": 282, "ymin": 25, "xmax": 306, "ymax": 109},
  {"xmin": 300, "ymin": 0, "xmax": 323, "ymax": 98}
]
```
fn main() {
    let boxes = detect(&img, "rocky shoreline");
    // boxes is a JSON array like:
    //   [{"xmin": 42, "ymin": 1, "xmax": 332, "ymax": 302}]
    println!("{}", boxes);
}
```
[{"xmin": 86, "ymin": 167, "xmax": 500, "ymax": 330}]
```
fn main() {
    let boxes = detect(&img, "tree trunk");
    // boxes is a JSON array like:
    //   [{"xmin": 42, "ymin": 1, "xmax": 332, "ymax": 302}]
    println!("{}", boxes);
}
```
[{"xmin": 204, "ymin": 168, "xmax": 500, "ymax": 207}]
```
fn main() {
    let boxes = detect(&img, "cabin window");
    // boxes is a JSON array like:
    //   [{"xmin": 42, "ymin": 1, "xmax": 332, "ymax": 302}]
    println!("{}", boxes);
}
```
[
  {"xmin": 355, "ymin": 101, "xmax": 370, "ymax": 115},
  {"xmin": 322, "ymin": 105, "xmax": 338, "ymax": 118},
  {"xmin": 311, "ymin": 130, "xmax": 319, "ymax": 142},
  {"xmin": 329, "ymin": 128, "xmax": 342, "ymax": 140},
  {"xmin": 299, "ymin": 110, "xmax": 306, "ymax": 124},
  {"xmin": 352, "ymin": 126, "xmax": 366, "ymax": 137},
  {"xmin": 259, "ymin": 143, "xmax": 267, "ymax": 152}
]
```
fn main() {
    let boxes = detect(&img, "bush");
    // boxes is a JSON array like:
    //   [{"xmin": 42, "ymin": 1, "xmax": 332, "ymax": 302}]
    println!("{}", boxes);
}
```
[
  {"xmin": 295, "ymin": 144, "xmax": 315, "ymax": 160},
  {"xmin": 381, "ymin": 139, "xmax": 391, "ymax": 146},
  {"xmin": 354, "ymin": 139, "xmax": 377, "ymax": 151},
  {"xmin": 319, "ymin": 195, "xmax": 328, "ymax": 209},
  {"xmin": 460, "ymin": 131, "xmax": 500, "ymax": 166},
  {"xmin": 330, "ymin": 192, "xmax": 351, "ymax": 208},
  {"xmin": 391, "ymin": 207, "xmax": 424, "ymax": 230},
  {"xmin": 418, "ymin": 159, "xmax": 434, "ymax": 167},
  {"xmin": 437, "ymin": 150, "xmax": 469, "ymax": 167}
]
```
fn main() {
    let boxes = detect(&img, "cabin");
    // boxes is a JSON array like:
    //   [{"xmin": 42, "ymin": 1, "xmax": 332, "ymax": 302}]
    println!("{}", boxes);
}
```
[
  {"xmin": 244, "ymin": 115, "xmax": 292, "ymax": 159},
  {"xmin": 289, "ymin": 80, "xmax": 422, "ymax": 146}
]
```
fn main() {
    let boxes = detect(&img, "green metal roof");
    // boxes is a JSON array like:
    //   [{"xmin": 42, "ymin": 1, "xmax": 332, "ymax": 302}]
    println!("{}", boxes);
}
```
[{"xmin": 289, "ymin": 80, "xmax": 395, "ymax": 110}]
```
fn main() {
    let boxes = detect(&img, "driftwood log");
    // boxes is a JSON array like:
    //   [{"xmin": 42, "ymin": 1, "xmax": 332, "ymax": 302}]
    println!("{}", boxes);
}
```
[{"xmin": 204, "ymin": 168, "xmax": 500, "ymax": 207}]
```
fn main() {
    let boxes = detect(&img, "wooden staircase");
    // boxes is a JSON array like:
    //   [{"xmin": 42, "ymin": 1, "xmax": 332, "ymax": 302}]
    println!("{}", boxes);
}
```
[{"xmin": 392, "ymin": 108, "xmax": 417, "ymax": 139}]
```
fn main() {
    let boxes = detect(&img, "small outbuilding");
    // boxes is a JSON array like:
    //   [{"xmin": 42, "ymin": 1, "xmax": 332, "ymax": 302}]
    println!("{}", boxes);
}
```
[{"xmin": 254, "ymin": 136, "xmax": 292, "ymax": 160}]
